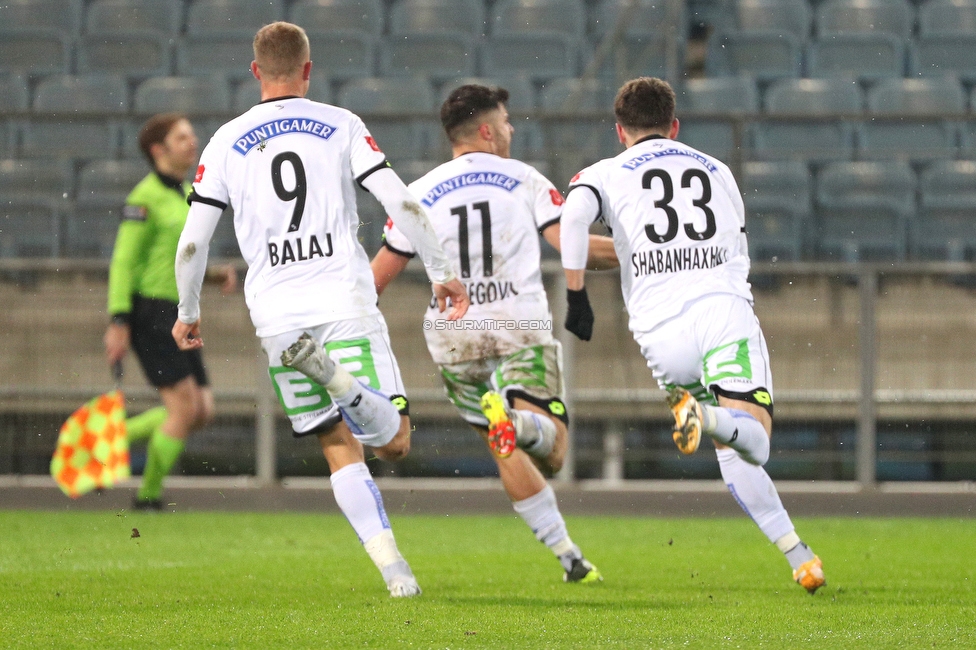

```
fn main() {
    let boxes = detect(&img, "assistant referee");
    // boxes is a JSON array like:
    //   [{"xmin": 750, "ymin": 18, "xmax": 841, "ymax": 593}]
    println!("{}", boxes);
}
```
[{"xmin": 104, "ymin": 113, "xmax": 235, "ymax": 510}]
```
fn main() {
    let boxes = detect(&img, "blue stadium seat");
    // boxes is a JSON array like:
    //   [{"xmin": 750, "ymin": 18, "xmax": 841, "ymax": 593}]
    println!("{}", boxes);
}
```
[
  {"xmin": 0, "ymin": 197, "xmax": 61, "ymax": 257},
  {"xmin": 0, "ymin": 74, "xmax": 29, "ymax": 113},
  {"xmin": 64, "ymin": 201, "xmax": 125, "ymax": 258},
  {"xmin": 390, "ymin": 0, "xmax": 486, "ymax": 35},
  {"xmin": 24, "ymin": 76, "xmax": 127, "ymax": 161},
  {"xmin": 289, "ymin": 0, "xmax": 384, "ymax": 34},
  {"xmin": 807, "ymin": 34, "xmax": 907, "ymax": 80},
  {"xmin": 680, "ymin": 77, "xmax": 759, "ymax": 115},
  {"xmin": 814, "ymin": 161, "xmax": 916, "ymax": 261},
  {"xmin": 338, "ymin": 78, "xmax": 438, "ymax": 160},
  {"xmin": 538, "ymin": 78, "xmax": 618, "ymax": 181},
  {"xmin": 134, "ymin": 76, "xmax": 231, "ymax": 116},
  {"xmin": 380, "ymin": 34, "xmax": 477, "ymax": 81},
  {"xmin": 77, "ymin": 33, "xmax": 173, "ymax": 79},
  {"xmin": 915, "ymin": 160, "xmax": 976, "ymax": 260},
  {"xmin": 480, "ymin": 34, "xmax": 580, "ymax": 81},
  {"xmin": 185, "ymin": 0, "xmax": 284, "ymax": 36},
  {"xmin": 753, "ymin": 78, "xmax": 862, "ymax": 162},
  {"xmin": 33, "ymin": 75, "xmax": 129, "ymax": 114},
  {"xmin": 84, "ymin": 0, "xmax": 184, "ymax": 36},
  {"xmin": 0, "ymin": 29, "xmax": 72, "ymax": 77},
  {"xmin": 816, "ymin": 0, "xmax": 914, "ymax": 38},
  {"xmin": 733, "ymin": 0, "xmax": 812, "ymax": 38},
  {"xmin": 912, "ymin": 2, "xmax": 976, "ymax": 83},
  {"xmin": 678, "ymin": 120, "xmax": 740, "ymax": 163},
  {"xmin": 438, "ymin": 75, "xmax": 536, "ymax": 111},
  {"xmin": 0, "ymin": 0, "xmax": 83, "ymax": 36},
  {"xmin": 0, "ymin": 159, "xmax": 74, "ymax": 200},
  {"xmin": 911, "ymin": 36, "xmax": 976, "ymax": 83},
  {"xmin": 919, "ymin": 0, "xmax": 976, "ymax": 34},
  {"xmin": 491, "ymin": 0, "xmax": 587, "ymax": 38},
  {"xmin": 484, "ymin": 0, "xmax": 584, "ymax": 81},
  {"xmin": 289, "ymin": 0, "xmax": 383, "ymax": 82},
  {"xmin": 76, "ymin": 160, "xmax": 148, "ymax": 202},
  {"xmin": 705, "ymin": 32, "xmax": 803, "ymax": 81},
  {"xmin": 741, "ymin": 161, "xmax": 810, "ymax": 261},
  {"xmin": 861, "ymin": 77, "xmax": 964, "ymax": 161},
  {"xmin": 589, "ymin": 0, "xmax": 687, "ymax": 81},
  {"xmin": 176, "ymin": 36, "xmax": 260, "ymax": 81}
]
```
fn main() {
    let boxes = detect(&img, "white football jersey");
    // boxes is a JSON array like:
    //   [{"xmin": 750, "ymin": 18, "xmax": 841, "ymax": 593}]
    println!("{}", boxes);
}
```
[
  {"xmin": 192, "ymin": 97, "xmax": 389, "ymax": 337},
  {"xmin": 570, "ymin": 135, "xmax": 753, "ymax": 333},
  {"xmin": 384, "ymin": 152, "xmax": 563, "ymax": 364}
]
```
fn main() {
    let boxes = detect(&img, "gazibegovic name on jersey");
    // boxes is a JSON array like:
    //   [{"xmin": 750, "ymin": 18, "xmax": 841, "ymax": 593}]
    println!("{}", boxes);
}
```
[
  {"xmin": 621, "ymin": 148, "xmax": 718, "ymax": 173},
  {"xmin": 421, "ymin": 172, "xmax": 521, "ymax": 206},
  {"xmin": 233, "ymin": 118, "xmax": 337, "ymax": 156}
]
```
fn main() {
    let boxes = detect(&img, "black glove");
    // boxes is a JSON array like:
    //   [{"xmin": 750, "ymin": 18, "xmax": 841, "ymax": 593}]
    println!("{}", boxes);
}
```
[{"xmin": 565, "ymin": 287, "xmax": 594, "ymax": 341}]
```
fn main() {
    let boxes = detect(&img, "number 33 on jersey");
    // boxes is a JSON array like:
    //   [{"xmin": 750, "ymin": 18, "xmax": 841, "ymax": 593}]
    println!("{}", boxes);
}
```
[
  {"xmin": 190, "ymin": 98, "xmax": 391, "ymax": 338},
  {"xmin": 569, "ymin": 136, "xmax": 754, "ymax": 333}
]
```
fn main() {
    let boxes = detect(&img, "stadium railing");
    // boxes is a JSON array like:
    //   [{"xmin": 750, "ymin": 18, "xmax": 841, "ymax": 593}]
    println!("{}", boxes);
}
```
[{"xmin": 3, "ymin": 258, "xmax": 976, "ymax": 488}]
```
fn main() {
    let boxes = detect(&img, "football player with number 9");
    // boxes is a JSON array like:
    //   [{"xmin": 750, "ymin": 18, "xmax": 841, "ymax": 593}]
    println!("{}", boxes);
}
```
[{"xmin": 173, "ymin": 22, "xmax": 469, "ymax": 597}]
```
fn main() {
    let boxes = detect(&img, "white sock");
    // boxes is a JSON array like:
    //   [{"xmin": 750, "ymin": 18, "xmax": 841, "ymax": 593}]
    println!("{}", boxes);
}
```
[
  {"xmin": 328, "ymin": 367, "xmax": 400, "ymax": 448},
  {"xmin": 511, "ymin": 409, "xmax": 557, "ymax": 459},
  {"xmin": 702, "ymin": 405, "xmax": 770, "ymax": 465},
  {"xmin": 716, "ymin": 447, "xmax": 795, "ymax": 545},
  {"xmin": 512, "ymin": 485, "xmax": 581, "ymax": 571},
  {"xmin": 330, "ymin": 462, "xmax": 391, "ymax": 544}
]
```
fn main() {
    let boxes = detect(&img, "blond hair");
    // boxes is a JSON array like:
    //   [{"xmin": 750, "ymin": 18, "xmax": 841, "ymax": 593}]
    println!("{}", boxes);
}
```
[{"xmin": 253, "ymin": 22, "xmax": 310, "ymax": 81}]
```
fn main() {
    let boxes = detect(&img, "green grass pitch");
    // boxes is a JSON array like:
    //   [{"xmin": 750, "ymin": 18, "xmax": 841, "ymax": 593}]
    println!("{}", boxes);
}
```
[{"xmin": 1, "ymin": 511, "xmax": 973, "ymax": 648}]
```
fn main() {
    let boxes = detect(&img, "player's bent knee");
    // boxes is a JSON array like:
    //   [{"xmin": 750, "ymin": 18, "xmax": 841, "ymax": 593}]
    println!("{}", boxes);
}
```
[{"xmin": 373, "ymin": 416, "xmax": 411, "ymax": 462}]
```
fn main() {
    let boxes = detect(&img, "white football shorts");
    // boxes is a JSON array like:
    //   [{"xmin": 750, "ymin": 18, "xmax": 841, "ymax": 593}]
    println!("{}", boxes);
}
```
[
  {"xmin": 261, "ymin": 313, "xmax": 406, "ymax": 437},
  {"xmin": 633, "ymin": 293, "xmax": 773, "ymax": 408}
]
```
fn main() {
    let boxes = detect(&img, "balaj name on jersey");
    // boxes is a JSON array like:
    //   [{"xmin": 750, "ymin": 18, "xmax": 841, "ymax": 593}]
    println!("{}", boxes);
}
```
[
  {"xmin": 269, "ymin": 234, "xmax": 333, "ymax": 267},
  {"xmin": 234, "ymin": 118, "xmax": 337, "ymax": 156},
  {"xmin": 621, "ymin": 148, "xmax": 717, "ymax": 173},
  {"xmin": 421, "ymin": 172, "xmax": 521, "ymax": 206},
  {"xmin": 632, "ymin": 245, "xmax": 729, "ymax": 277}
]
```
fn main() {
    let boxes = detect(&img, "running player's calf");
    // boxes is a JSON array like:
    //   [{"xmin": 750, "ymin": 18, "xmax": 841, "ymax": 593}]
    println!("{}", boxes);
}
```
[
  {"xmin": 282, "ymin": 333, "xmax": 401, "ymax": 451},
  {"xmin": 667, "ymin": 387, "xmax": 770, "ymax": 465}
]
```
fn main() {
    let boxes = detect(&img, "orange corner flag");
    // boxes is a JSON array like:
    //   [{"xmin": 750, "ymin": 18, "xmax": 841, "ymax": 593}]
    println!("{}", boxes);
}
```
[{"xmin": 50, "ymin": 390, "xmax": 131, "ymax": 498}]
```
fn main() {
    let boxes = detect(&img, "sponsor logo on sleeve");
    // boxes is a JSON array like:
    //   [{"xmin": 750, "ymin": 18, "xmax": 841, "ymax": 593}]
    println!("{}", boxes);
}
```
[
  {"xmin": 570, "ymin": 172, "xmax": 582, "ymax": 183},
  {"xmin": 384, "ymin": 216, "xmax": 394, "ymax": 230},
  {"xmin": 121, "ymin": 205, "xmax": 148, "ymax": 221},
  {"xmin": 365, "ymin": 135, "xmax": 381, "ymax": 152},
  {"xmin": 549, "ymin": 188, "xmax": 565, "ymax": 206},
  {"xmin": 194, "ymin": 164, "xmax": 205, "ymax": 183}
]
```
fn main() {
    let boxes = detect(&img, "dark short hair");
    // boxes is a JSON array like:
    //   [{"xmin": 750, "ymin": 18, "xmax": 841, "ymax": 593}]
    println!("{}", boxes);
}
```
[
  {"xmin": 614, "ymin": 77, "xmax": 675, "ymax": 133},
  {"xmin": 138, "ymin": 112, "xmax": 187, "ymax": 166},
  {"xmin": 440, "ymin": 84, "xmax": 510, "ymax": 143}
]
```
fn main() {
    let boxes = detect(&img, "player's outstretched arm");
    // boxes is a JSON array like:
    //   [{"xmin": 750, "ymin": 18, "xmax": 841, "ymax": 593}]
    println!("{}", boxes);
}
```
[
  {"xmin": 360, "ymin": 167, "xmax": 456, "ymax": 286},
  {"xmin": 174, "ymin": 201, "xmax": 222, "ymax": 349},
  {"xmin": 371, "ymin": 246, "xmax": 411, "ymax": 296},
  {"xmin": 541, "ymin": 223, "xmax": 618, "ymax": 271}
]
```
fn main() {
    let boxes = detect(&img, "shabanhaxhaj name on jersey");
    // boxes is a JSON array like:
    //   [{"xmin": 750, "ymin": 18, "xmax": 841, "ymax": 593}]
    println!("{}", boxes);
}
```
[
  {"xmin": 570, "ymin": 137, "xmax": 753, "ymax": 334},
  {"xmin": 385, "ymin": 152, "xmax": 563, "ymax": 364},
  {"xmin": 192, "ymin": 98, "xmax": 388, "ymax": 338}
]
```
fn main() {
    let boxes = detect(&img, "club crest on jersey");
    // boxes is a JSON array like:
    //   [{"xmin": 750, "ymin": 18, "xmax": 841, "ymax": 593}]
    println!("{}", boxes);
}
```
[
  {"xmin": 268, "ymin": 233, "xmax": 333, "ymax": 267},
  {"xmin": 234, "ymin": 118, "xmax": 337, "ymax": 156},
  {"xmin": 621, "ymin": 148, "xmax": 717, "ymax": 172},
  {"xmin": 421, "ymin": 172, "xmax": 520, "ymax": 206}
]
